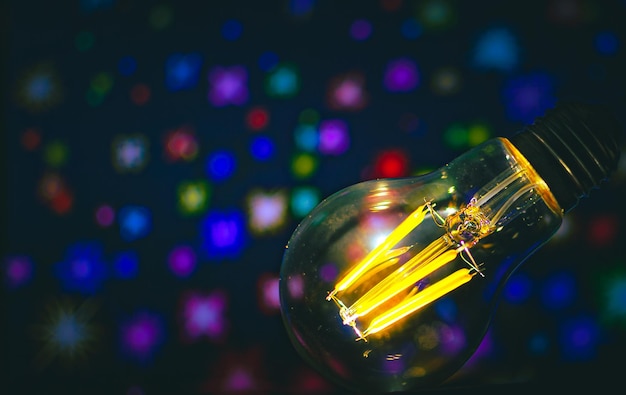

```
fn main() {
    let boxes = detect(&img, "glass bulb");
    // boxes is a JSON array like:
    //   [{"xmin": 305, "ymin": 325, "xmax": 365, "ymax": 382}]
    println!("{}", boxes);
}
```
[{"xmin": 279, "ymin": 102, "xmax": 622, "ymax": 393}]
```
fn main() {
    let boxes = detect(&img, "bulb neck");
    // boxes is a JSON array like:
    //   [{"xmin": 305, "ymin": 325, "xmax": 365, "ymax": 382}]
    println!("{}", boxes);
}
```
[{"xmin": 508, "ymin": 102, "xmax": 622, "ymax": 213}]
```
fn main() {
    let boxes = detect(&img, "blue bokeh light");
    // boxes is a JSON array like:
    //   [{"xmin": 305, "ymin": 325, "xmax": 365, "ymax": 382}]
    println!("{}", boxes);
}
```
[
  {"xmin": 54, "ymin": 241, "xmax": 108, "ymax": 294},
  {"xmin": 165, "ymin": 53, "xmax": 203, "ymax": 91},
  {"xmin": 200, "ymin": 210, "xmax": 247, "ymax": 259},
  {"xmin": 250, "ymin": 136, "xmax": 275, "ymax": 161},
  {"xmin": 119, "ymin": 206, "xmax": 152, "ymax": 242},
  {"xmin": 206, "ymin": 150, "xmax": 237, "ymax": 181},
  {"xmin": 113, "ymin": 251, "xmax": 139, "ymax": 279}
]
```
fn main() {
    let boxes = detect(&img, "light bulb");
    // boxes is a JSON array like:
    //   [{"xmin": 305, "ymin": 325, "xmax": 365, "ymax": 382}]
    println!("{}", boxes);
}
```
[{"xmin": 279, "ymin": 102, "xmax": 622, "ymax": 393}]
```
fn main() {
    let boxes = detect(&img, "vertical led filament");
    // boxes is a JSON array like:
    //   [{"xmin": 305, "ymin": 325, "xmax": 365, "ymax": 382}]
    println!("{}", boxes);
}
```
[{"xmin": 327, "ymin": 199, "xmax": 496, "ymax": 341}]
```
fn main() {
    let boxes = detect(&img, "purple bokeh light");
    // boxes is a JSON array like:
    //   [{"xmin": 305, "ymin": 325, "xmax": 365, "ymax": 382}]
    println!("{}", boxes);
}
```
[
  {"xmin": 208, "ymin": 65, "xmax": 249, "ymax": 106},
  {"xmin": 383, "ymin": 58, "xmax": 419, "ymax": 92}
]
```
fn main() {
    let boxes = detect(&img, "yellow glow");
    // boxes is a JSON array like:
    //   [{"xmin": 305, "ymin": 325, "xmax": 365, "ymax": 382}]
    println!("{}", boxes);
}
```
[
  {"xmin": 362, "ymin": 268, "xmax": 473, "ymax": 338},
  {"xmin": 329, "ymin": 202, "xmax": 429, "ymax": 296},
  {"xmin": 343, "ymin": 238, "xmax": 456, "ymax": 323}
]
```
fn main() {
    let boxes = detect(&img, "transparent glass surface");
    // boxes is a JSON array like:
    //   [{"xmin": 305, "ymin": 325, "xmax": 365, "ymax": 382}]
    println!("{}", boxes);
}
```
[{"xmin": 279, "ymin": 138, "xmax": 564, "ymax": 393}]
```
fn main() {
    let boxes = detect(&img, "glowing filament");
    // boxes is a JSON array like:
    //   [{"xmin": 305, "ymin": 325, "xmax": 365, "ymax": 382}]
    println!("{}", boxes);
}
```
[
  {"xmin": 361, "ymin": 268, "xmax": 473, "ymax": 338},
  {"xmin": 328, "ymin": 203, "xmax": 430, "ymax": 298},
  {"xmin": 340, "ymin": 239, "xmax": 456, "ymax": 325},
  {"xmin": 328, "ymin": 198, "xmax": 499, "ymax": 340}
]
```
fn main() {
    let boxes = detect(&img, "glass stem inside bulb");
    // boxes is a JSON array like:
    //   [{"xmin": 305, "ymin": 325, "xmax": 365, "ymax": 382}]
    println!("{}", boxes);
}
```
[{"xmin": 326, "ymin": 156, "xmax": 553, "ymax": 341}]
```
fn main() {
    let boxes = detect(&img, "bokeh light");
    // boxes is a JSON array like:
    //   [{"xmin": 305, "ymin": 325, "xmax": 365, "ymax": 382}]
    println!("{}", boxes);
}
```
[
  {"xmin": 34, "ymin": 299, "xmax": 100, "ymax": 367},
  {"xmin": 112, "ymin": 251, "xmax": 139, "ymax": 280},
  {"xmin": 246, "ymin": 189, "xmax": 288, "ymax": 235},
  {"xmin": 383, "ymin": 58, "xmax": 419, "ymax": 92},
  {"xmin": 200, "ymin": 210, "xmax": 247, "ymax": 259},
  {"xmin": 180, "ymin": 290, "xmax": 229, "ymax": 342},
  {"xmin": 112, "ymin": 134, "xmax": 150, "ymax": 173},
  {"xmin": 118, "ymin": 205, "xmax": 152, "ymax": 242},
  {"xmin": 120, "ymin": 311, "xmax": 165, "ymax": 362},
  {"xmin": 205, "ymin": 150, "xmax": 237, "ymax": 182},
  {"xmin": 265, "ymin": 63, "xmax": 300, "ymax": 98},
  {"xmin": 502, "ymin": 72, "xmax": 557, "ymax": 124},
  {"xmin": 208, "ymin": 65, "xmax": 249, "ymax": 106},
  {"xmin": 177, "ymin": 180, "xmax": 210, "ymax": 216},
  {"xmin": 168, "ymin": 245, "xmax": 197, "ymax": 278},
  {"xmin": 4, "ymin": 255, "xmax": 34, "ymax": 288},
  {"xmin": 3, "ymin": 1, "xmax": 626, "ymax": 393},
  {"xmin": 472, "ymin": 27, "xmax": 520, "ymax": 72},
  {"xmin": 54, "ymin": 242, "xmax": 108, "ymax": 295},
  {"xmin": 165, "ymin": 53, "xmax": 203, "ymax": 91}
]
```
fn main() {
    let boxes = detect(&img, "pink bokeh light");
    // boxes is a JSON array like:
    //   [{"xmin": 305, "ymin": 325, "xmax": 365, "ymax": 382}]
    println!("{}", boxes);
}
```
[{"xmin": 180, "ymin": 290, "xmax": 228, "ymax": 342}]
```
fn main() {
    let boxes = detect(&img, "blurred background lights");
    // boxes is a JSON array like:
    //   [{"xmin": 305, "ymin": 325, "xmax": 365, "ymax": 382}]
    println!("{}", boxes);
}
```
[
  {"xmin": 221, "ymin": 19, "xmax": 243, "ymax": 41},
  {"xmin": 118, "ymin": 55, "xmax": 137, "ymax": 76},
  {"xmin": 372, "ymin": 149, "xmax": 410, "ymax": 178},
  {"xmin": 503, "ymin": 273, "xmax": 533, "ymax": 304},
  {"xmin": 416, "ymin": 0, "xmax": 457, "ymax": 31},
  {"xmin": 168, "ymin": 245, "xmax": 197, "ymax": 278},
  {"xmin": 291, "ymin": 152, "xmax": 318, "ymax": 179},
  {"xmin": 163, "ymin": 126, "xmax": 199, "ymax": 162},
  {"xmin": 317, "ymin": 119, "xmax": 350, "ymax": 155},
  {"xmin": 247, "ymin": 189, "xmax": 288, "ymax": 235},
  {"xmin": 559, "ymin": 315, "xmax": 600, "ymax": 361},
  {"xmin": 257, "ymin": 51, "xmax": 279, "ymax": 72},
  {"xmin": 594, "ymin": 30, "xmax": 619, "ymax": 55},
  {"xmin": 597, "ymin": 267, "xmax": 626, "ymax": 325},
  {"xmin": 112, "ymin": 134, "xmax": 149, "ymax": 173},
  {"xmin": 472, "ymin": 27, "xmax": 520, "ymax": 72},
  {"xmin": 177, "ymin": 180, "xmax": 210, "ymax": 215},
  {"xmin": 349, "ymin": 19, "xmax": 372, "ymax": 41},
  {"xmin": 113, "ymin": 251, "xmax": 139, "ymax": 280},
  {"xmin": 541, "ymin": 271, "xmax": 577, "ymax": 310},
  {"xmin": 265, "ymin": 63, "xmax": 299, "ymax": 98},
  {"xmin": 4, "ymin": 255, "xmax": 34, "ymax": 288},
  {"xmin": 587, "ymin": 215, "xmax": 619, "ymax": 248},
  {"xmin": 165, "ymin": 53, "xmax": 203, "ymax": 91},
  {"xmin": 21, "ymin": 127, "xmax": 42, "ymax": 150},
  {"xmin": 200, "ymin": 210, "xmax": 247, "ymax": 259},
  {"xmin": 35, "ymin": 299, "xmax": 99, "ymax": 366},
  {"xmin": 16, "ymin": 63, "xmax": 63, "ymax": 112},
  {"xmin": 130, "ymin": 83, "xmax": 151, "ymax": 106},
  {"xmin": 180, "ymin": 290, "xmax": 228, "ymax": 342},
  {"xmin": 294, "ymin": 124, "xmax": 319, "ymax": 152},
  {"xmin": 327, "ymin": 72, "xmax": 368, "ymax": 111},
  {"xmin": 258, "ymin": 274, "xmax": 281, "ymax": 314},
  {"xmin": 288, "ymin": 0, "xmax": 317, "ymax": 17},
  {"xmin": 384, "ymin": 58, "xmax": 419, "ymax": 92},
  {"xmin": 401, "ymin": 18, "xmax": 422, "ymax": 40},
  {"xmin": 298, "ymin": 108, "xmax": 319, "ymax": 124},
  {"xmin": 54, "ymin": 242, "xmax": 107, "ymax": 295},
  {"xmin": 37, "ymin": 172, "xmax": 74, "ymax": 214},
  {"xmin": 206, "ymin": 150, "xmax": 236, "ymax": 181},
  {"xmin": 430, "ymin": 67, "xmax": 461, "ymax": 95},
  {"xmin": 87, "ymin": 71, "xmax": 114, "ymax": 107},
  {"xmin": 3, "ymin": 1, "xmax": 626, "ymax": 392},
  {"xmin": 502, "ymin": 72, "xmax": 557, "ymax": 124},
  {"xmin": 245, "ymin": 106, "xmax": 270, "ymax": 130},
  {"xmin": 250, "ymin": 136, "xmax": 275, "ymax": 161},
  {"xmin": 528, "ymin": 332, "xmax": 550, "ymax": 355},
  {"xmin": 43, "ymin": 140, "xmax": 69, "ymax": 168},
  {"xmin": 208, "ymin": 65, "xmax": 249, "ymax": 106},
  {"xmin": 95, "ymin": 204, "xmax": 115, "ymax": 227},
  {"xmin": 121, "ymin": 311, "xmax": 164, "ymax": 361},
  {"xmin": 290, "ymin": 186, "xmax": 320, "ymax": 218},
  {"xmin": 118, "ymin": 205, "xmax": 152, "ymax": 242}
]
